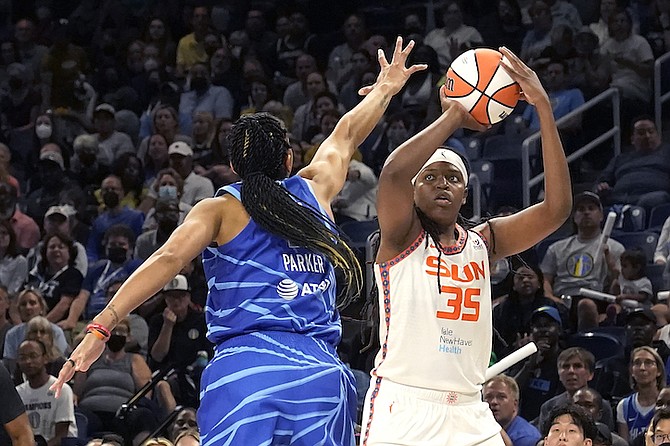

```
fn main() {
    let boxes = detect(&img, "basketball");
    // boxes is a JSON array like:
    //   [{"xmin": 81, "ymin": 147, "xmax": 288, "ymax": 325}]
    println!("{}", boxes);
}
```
[{"xmin": 444, "ymin": 48, "xmax": 520, "ymax": 125}]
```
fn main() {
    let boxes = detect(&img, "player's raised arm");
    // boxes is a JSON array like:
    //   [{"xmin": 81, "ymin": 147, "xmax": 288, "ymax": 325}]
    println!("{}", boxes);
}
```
[
  {"xmin": 474, "ymin": 47, "xmax": 572, "ymax": 261},
  {"xmin": 299, "ymin": 36, "xmax": 426, "ymax": 206}
]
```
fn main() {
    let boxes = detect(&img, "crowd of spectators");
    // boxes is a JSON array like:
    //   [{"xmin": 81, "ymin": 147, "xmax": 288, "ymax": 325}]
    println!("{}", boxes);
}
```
[{"xmin": 0, "ymin": 0, "xmax": 669, "ymax": 445}]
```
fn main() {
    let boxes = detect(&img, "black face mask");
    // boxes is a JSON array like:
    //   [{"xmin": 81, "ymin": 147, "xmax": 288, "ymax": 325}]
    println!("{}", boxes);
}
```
[
  {"xmin": 102, "ymin": 191, "xmax": 120, "ymax": 209},
  {"xmin": 107, "ymin": 334, "xmax": 126, "ymax": 352},
  {"xmin": 8, "ymin": 77, "xmax": 23, "ymax": 90},
  {"xmin": 191, "ymin": 77, "xmax": 208, "ymax": 93},
  {"xmin": 107, "ymin": 246, "xmax": 128, "ymax": 264}
]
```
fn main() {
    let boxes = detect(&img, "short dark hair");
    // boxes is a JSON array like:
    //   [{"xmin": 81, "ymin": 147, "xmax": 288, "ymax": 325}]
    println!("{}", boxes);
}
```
[
  {"xmin": 543, "ymin": 404, "xmax": 597, "ymax": 440},
  {"xmin": 103, "ymin": 224, "xmax": 136, "ymax": 248},
  {"xmin": 558, "ymin": 347, "xmax": 595, "ymax": 373},
  {"xmin": 620, "ymin": 248, "xmax": 646, "ymax": 273},
  {"xmin": 39, "ymin": 232, "xmax": 78, "ymax": 271}
]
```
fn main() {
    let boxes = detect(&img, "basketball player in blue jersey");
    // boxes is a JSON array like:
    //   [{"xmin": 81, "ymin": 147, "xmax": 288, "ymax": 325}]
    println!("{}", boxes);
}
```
[
  {"xmin": 50, "ymin": 37, "xmax": 427, "ymax": 446},
  {"xmin": 360, "ymin": 47, "xmax": 573, "ymax": 446}
]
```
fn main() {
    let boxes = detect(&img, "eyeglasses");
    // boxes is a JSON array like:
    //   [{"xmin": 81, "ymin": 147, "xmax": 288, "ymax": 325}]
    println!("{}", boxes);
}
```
[
  {"xmin": 632, "ymin": 359, "xmax": 657, "ymax": 368},
  {"xmin": 655, "ymin": 433, "xmax": 670, "ymax": 444}
]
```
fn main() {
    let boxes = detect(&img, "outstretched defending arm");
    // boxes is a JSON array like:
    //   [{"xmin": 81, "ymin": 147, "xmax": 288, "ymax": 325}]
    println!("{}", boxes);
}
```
[{"xmin": 300, "ymin": 37, "xmax": 426, "ymax": 208}]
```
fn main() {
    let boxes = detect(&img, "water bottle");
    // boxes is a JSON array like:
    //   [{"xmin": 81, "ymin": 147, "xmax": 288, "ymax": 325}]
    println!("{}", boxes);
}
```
[{"xmin": 195, "ymin": 350, "xmax": 208, "ymax": 369}]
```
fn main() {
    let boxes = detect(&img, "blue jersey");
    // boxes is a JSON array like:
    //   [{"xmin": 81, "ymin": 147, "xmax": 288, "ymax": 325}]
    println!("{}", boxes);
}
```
[{"xmin": 203, "ymin": 175, "xmax": 342, "ymax": 347}]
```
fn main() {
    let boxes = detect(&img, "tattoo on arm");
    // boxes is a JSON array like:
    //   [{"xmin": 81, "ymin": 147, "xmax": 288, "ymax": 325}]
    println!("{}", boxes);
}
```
[
  {"xmin": 379, "ymin": 94, "xmax": 390, "ymax": 109},
  {"xmin": 107, "ymin": 304, "xmax": 120, "ymax": 327}
]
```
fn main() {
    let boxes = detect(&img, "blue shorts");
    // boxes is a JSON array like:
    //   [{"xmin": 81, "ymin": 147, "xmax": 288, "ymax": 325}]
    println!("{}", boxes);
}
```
[{"xmin": 198, "ymin": 331, "xmax": 357, "ymax": 446}]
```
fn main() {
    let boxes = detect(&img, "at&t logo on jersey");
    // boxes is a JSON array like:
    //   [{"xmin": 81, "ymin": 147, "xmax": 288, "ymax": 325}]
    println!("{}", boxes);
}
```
[{"xmin": 276, "ymin": 278, "xmax": 332, "ymax": 300}]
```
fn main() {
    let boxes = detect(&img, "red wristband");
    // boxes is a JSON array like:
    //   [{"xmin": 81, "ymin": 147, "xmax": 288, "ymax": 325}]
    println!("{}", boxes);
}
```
[{"xmin": 85, "ymin": 322, "xmax": 111, "ymax": 342}]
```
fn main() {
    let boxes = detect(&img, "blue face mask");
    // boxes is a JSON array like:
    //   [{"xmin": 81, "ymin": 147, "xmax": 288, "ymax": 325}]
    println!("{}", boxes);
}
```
[{"xmin": 158, "ymin": 185, "xmax": 178, "ymax": 199}]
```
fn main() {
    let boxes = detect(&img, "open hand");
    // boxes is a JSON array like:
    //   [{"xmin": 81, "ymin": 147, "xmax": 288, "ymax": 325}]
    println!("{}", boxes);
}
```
[
  {"xmin": 358, "ymin": 36, "xmax": 427, "ymax": 97},
  {"xmin": 499, "ymin": 47, "xmax": 548, "ymax": 107},
  {"xmin": 50, "ymin": 332, "xmax": 106, "ymax": 398}
]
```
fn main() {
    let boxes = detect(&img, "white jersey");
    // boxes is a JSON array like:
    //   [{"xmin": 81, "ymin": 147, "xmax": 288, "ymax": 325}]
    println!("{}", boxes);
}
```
[{"xmin": 372, "ymin": 226, "xmax": 492, "ymax": 394}]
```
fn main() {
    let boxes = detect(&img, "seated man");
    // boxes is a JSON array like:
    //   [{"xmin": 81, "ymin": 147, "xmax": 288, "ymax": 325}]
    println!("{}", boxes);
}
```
[
  {"xmin": 484, "ymin": 374, "xmax": 542, "ymax": 446},
  {"xmin": 15, "ymin": 339, "xmax": 76, "ymax": 445},
  {"xmin": 541, "ymin": 191, "xmax": 625, "ymax": 332},
  {"xmin": 573, "ymin": 387, "xmax": 628, "ymax": 446},
  {"xmin": 595, "ymin": 116, "xmax": 670, "ymax": 213},
  {"xmin": 537, "ymin": 347, "xmax": 615, "ymax": 431}
]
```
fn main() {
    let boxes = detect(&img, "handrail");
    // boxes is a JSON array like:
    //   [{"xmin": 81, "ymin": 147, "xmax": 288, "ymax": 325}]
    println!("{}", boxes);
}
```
[
  {"xmin": 469, "ymin": 172, "xmax": 482, "ymax": 221},
  {"xmin": 654, "ymin": 51, "xmax": 670, "ymax": 135},
  {"xmin": 521, "ymin": 87, "xmax": 621, "ymax": 207}
]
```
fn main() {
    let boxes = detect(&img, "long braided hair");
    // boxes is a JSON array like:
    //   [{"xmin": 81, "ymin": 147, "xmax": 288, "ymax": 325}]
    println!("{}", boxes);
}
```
[{"xmin": 227, "ymin": 113, "xmax": 362, "ymax": 308}]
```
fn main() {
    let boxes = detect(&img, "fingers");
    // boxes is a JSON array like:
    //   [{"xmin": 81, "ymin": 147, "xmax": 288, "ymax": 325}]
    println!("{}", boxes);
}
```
[
  {"xmin": 406, "ymin": 63, "xmax": 428, "ymax": 75},
  {"xmin": 357, "ymin": 85, "xmax": 374, "ymax": 96},
  {"xmin": 377, "ymin": 48, "xmax": 389, "ymax": 69},
  {"xmin": 50, "ymin": 362, "xmax": 75, "ymax": 398}
]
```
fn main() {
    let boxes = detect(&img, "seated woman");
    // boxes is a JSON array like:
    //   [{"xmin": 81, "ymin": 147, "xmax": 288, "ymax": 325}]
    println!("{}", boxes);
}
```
[
  {"xmin": 28, "ymin": 232, "xmax": 83, "ymax": 325},
  {"xmin": 74, "ymin": 319, "xmax": 173, "ymax": 443},
  {"xmin": 190, "ymin": 111, "xmax": 215, "ymax": 165},
  {"xmin": 14, "ymin": 315, "xmax": 67, "ymax": 384},
  {"xmin": 2, "ymin": 288, "xmax": 69, "ymax": 376},
  {"xmin": 142, "ymin": 168, "xmax": 192, "ymax": 231}
]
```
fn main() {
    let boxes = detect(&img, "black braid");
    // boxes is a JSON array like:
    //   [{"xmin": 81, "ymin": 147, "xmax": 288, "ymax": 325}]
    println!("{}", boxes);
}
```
[{"xmin": 227, "ymin": 113, "xmax": 362, "ymax": 308}]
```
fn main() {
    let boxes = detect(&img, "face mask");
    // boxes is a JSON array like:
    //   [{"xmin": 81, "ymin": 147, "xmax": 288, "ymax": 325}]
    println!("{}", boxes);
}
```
[
  {"xmin": 191, "ymin": 77, "xmax": 208, "ymax": 93},
  {"xmin": 8, "ymin": 77, "xmax": 23, "ymax": 90},
  {"xmin": 79, "ymin": 152, "xmax": 96, "ymax": 166},
  {"xmin": 158, "ymin": 185, "xmax": 178, "ymax": 199},
  {"xmin": 102, "ymin": 190, "xmax": 120, "ymax": 209},
  {"xmin": 106, "ymin": 246, "xmax": 128, "ymax": 264},
  {"xmin": 107, "ymin": 334, "xmax": 126, "ymax": 352},
  {"xmin": 35, "ymin": 123, "xmax": 52, "ymax": 139}
]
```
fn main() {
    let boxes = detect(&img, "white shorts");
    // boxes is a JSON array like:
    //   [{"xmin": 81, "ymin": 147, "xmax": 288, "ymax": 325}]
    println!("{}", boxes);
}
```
[{"xmin": 360, "ymin": 377, "xmax": 505, "ymax": 446}]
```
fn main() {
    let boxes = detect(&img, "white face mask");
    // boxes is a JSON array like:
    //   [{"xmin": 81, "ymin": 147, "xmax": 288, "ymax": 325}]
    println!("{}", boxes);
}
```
[{"xmin": 35, "ymin": 123, "xmax": 52, "ymax": 139}]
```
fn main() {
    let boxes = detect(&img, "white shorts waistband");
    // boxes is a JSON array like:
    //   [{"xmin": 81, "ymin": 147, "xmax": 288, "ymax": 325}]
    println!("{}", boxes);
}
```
[{"xmin": 378, "ymin": 378, "xmax": 482, "ymax": 405}]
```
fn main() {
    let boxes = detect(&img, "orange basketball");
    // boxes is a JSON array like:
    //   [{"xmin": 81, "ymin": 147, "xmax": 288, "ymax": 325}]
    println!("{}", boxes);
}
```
[{"xmin": 444, "ymin": 48, "xmax": 520, "ymax": 125}]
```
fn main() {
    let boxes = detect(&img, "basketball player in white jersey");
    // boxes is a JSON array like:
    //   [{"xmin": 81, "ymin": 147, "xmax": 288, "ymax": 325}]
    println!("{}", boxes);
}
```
[{"xmin": 360, "ymin": 47, "xmax": 573, "ymax": 445}]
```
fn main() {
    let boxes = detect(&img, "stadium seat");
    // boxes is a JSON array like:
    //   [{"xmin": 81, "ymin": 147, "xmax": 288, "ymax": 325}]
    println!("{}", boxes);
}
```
[
  {"xmin": 607, "ymin": 205, "xmax": 646, "ymax": 232},
  {"xmin": 567, "ymin": 331, "xmax": 623, "ymax": 362},
  {"xmin": 611, "ymin": 231, "xmax": 659, "ymax": 264},
  {"xmin": 648, "ymin": 203, "xmax": 670, "ymax": 233}
]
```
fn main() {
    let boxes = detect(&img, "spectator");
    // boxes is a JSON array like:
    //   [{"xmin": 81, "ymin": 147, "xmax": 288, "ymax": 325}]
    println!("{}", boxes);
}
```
[
  {"xmin": 137, "ymin": 105, "xmax": 193, "ymax": 163},
  {"xmin": 541, "ymin": 404, "xmax": 597, "ymax": 446},
  {"xmin": 141, "ymin": 168, "xmax": 192, "ymax": 231},
  {"xmin": 86, "ymin": 175, "xmax": 144, "ymax": 263},
  {"xmin": 424, "ymin": 0, "xmax": 484, "ymax": 71},
  {"xmin": 595, "ymin": 116, "xmax": 670, "ymax": 213},
  {"xmin": 175, "ymin": 5, "xmax": 210, "ymax": 77},
  {"xmin": 142, "ymin": 17, "xmax": 176, "ymax": 68},
  {"xmin": 190, "ymin": 111, "xmax": 215, "ymax": 164},
  {"xmin": 24, "ymin": 148, "xmax": 84, "ymax": 227},
  {"xmin": 74, "ymin": 318, "xmax": 162, "ymax": 443},
  {"xmin": 0, "ymin": 62, "xmax": 41, "ymax": 136},
  {"xmin": 194, "ymin": 118, "xmax": 239, "ymax": 189},
  {"xmin": 645, "ymin": 406, "xmax": 670, "ymax": 446},
  {"xmin": 513, "ymin": 306, "xmax": 564, "ymax": 422},
  {"xmin": 573, "ymin": 387, "xmax": 628, "ymax": 446},
  {"xmin": 0, "ymin": 219, "xmax": 28, "ymax": 296},
  {"xmin": 2, "ymin": 289, "xmax": 68, "ymax": 374},
  {"xmin": 27, "ymin": 232, "xmax": 83, "ymax": 325},
  {"xmin": 595, "ymin": 308, "xmax": 670, "ymax": 403},
  {"xmin": 541, "ymin": 191, "xmax": 625, "ymax": 331},
  {"xmin": 327, "ymin": 13, "xmax": 367, "ymax": 87},
  {"xmin": 0, "ymin": 181, "xmax": 39, "ymax": 252},
  {"xmin": 90, "ymin": 103, "xmax": 135, "ymax": 168},
  {"xmin": 135, "ymin": 197, "xmax": 180, "ymax": 261},
  {"xmin": 143, "ymin": 133, "xmax": 170, "ymax": 186},
  {"xmin": 494, "ymin": 265, "xmax": 567, "ymax": 356},
  {"xmin": 143, "ymin": 142, "xmax": 214, "ymax": 209},
  {"xmin": 616, "ymin": 346, "xmax": 666, "ymax": 442},
  {"xmin": 178, "ymin": 62, "xmax": 234, "ymax": 135},
  {"xmin": 610, "ymin": 249, "xmax": 653, "ymax": 312},
  {"xmin": 291, "ymin": 71, "xmax": 329, "ymax": 142},
  {"xmin": 70, "ymin": 134, "xmax": 109, "ymax": 191},
  {"xmin": 167, "ymin": 407, "xmax": 197, "ymax": 443},
  {"xmin": 271, "ymin": 12, "xmax": 317, "ymax": 88},
  {"xmin": 21, "ymin": 316, "xmax": 67, "ymax": 384},
  {"xmin": 0, "ymin": 362, "xmax": 33, "ymax": 446},
  {"xmin": 479, "ymin": 0, "xmax": 526, "ymax": 55},
  {"xmin": 395, "ymin": 44, "xmax": 441, "ymax": 129},
  {"xmin": 589, "ymin": 0, "xmax": 617, "ymax": 45},
  {"xmin": 105, "ymin": 153, "xmax": 148, "ymax": 210},
  {"xmin": 570, "ymin": 26, "xmax": 611, "ymax": 100},
  {"xmin": 521, "ymin": 1, "xmax": 555, "ymax": 62},
  {"xmin": 0, "ymin": 143, "xmax": 21, "ymax": 196},
  {"xmin": 654, "ymin": 216, "xmax": 670, "ymax": 290},
  {"xmin": 174, "ymin": 428, "xmax": 198, "ymax": 446},
  {"xmin": 537, "ymin": 347, "xmax": 614, "ymax": 430},
  {"xmin": 283, "ymin": 53, "xmax": 322, "ymax": 112},
  {"xmin": 76, "ymin": 224, "xmax": 142, "ymax": 322},
  {"xmin": 546, "ymin": 0, "xmax": 583, "ymax": 31},
  {"xmin": 13, "ymin": 19, "xmax": 48, "ymax": 78},
  {"xmin": 239, "ymin": 75, "xmax": 272, "ymax": 115},
  {"xmin": 26, "ymin": 205, "xmax": 88, "ymax": 277},
  {"xmin": 15, "ymin": 339, "xmax": 76, "ymax": 445},
  {"xmin": 484, "ymin": 374, "xmax": 542, "ymax": 446}
]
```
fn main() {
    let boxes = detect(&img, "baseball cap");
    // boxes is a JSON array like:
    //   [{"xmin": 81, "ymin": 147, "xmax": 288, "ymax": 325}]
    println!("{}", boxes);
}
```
[
  {"xmin": 574, "ymin": 191, "xmax": 602, "ymax": 210},
  {"xmin": 168, "ymin": 141, "xmax": 194, "ymax": 157},
  {"xmin": 625, "ymin": 308, "xmax": 657, "ymax": 325},
  {"xmin": 94, "ymin": 103, "xmax": 116, "ymax": 116},
  {"xmin": 39, "ymin": 151, "xmax": 65, "ymax": 170},
  {"xmin": 45, "ymin": 205, "xmax": 70, "ymax": 220},
  {"xmin": 163, "ymin": 274, "xmax": 189, "ymax": 292},
  {"xmin": 531, "ymin": 305, "xmax": 562, "ymax": 327}
]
